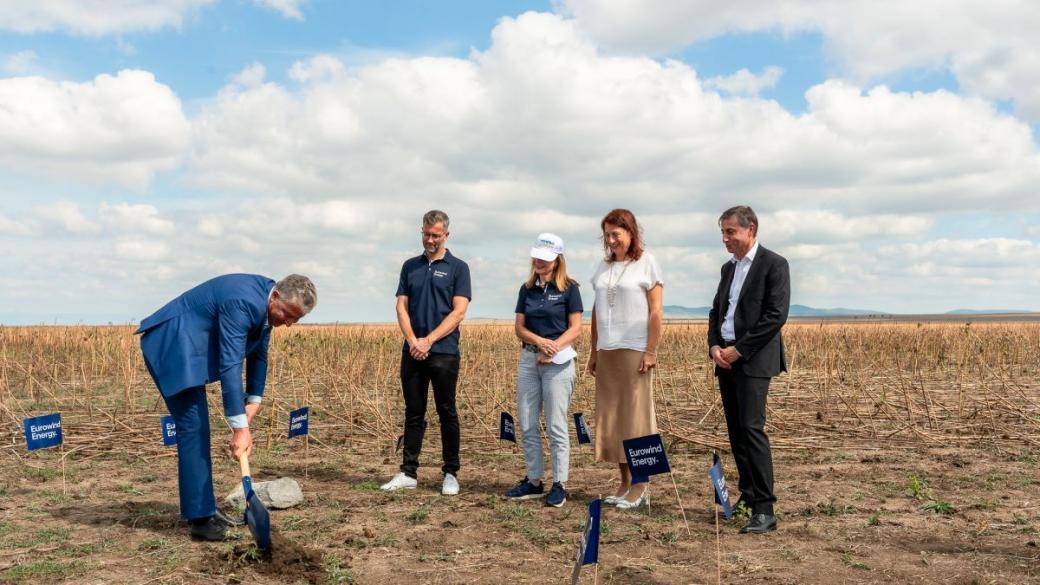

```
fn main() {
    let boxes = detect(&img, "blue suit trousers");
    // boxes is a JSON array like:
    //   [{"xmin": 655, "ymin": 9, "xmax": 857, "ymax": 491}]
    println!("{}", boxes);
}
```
[{"xmin": 161, "ymin": 386, "xmax": 216, "ymax": 520}]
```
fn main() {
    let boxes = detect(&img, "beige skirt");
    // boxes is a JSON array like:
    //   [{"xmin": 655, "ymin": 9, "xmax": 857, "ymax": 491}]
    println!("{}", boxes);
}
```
[{"xmin": 594, "ymin": 348, "xmax": 658, "ymax": 463}]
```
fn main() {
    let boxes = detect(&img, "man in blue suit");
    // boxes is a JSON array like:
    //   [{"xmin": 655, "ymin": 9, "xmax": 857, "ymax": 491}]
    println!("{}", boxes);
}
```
[{"xmin": 137, "ymin": 273, "xmax": 317, "ymax": 541}]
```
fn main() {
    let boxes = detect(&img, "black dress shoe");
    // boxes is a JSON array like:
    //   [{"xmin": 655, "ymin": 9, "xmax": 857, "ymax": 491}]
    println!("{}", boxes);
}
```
[
  {"xmin": 740, "ymin": 513, "xmax": 777, "ymax": 534},
  {"xmin": 189, "ymin": 515, "xmax": 233, "ymax": 541}
]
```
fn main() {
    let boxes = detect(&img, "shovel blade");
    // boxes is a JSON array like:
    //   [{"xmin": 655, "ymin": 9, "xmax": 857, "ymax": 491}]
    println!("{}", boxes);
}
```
[{"xmin": 242, "ymin": 476, "xmax": 272, "ymax": 551}]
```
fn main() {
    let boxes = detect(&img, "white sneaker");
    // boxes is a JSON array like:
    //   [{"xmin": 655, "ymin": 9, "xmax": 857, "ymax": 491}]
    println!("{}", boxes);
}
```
[
  {"xmin": 381, "ymin": 472, "xmax": 417, "ymax": 491},
  {"xmin": 441, "ymin": 473, "xmax": 460, "ymax": 496}
]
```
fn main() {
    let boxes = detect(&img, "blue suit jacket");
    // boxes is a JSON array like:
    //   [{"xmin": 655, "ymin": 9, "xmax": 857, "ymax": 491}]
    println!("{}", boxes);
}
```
[{"xmin": 137, "ymin": 274, "xmax": 274, "ymax": 422}]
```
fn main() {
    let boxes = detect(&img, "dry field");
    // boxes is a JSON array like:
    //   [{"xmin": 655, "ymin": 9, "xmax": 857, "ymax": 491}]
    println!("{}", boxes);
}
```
[{"xmin": 0, "ymin": 322, "xmax": 1039, "ymax": 584}]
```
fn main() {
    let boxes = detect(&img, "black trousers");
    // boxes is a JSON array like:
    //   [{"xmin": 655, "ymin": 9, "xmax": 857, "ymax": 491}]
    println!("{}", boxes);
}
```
[
  {"xmin": 718, "ymin": 367, "xmax": 776, "ymax": 515},
  {"xmin": 400, "ymin": 351, "xmax": 461, "ymax": 479}
]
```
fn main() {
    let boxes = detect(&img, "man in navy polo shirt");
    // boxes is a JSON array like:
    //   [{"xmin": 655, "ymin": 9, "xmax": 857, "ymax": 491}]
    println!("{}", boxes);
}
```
[{"xmin": 382, "ymin": 209, "xmax": 472, "ymax": 495}]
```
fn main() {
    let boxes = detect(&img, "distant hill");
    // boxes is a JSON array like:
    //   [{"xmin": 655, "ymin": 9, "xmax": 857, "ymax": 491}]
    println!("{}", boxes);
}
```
[
  {"xmin": 788, "ymin": 304, "xmax": 887, "ymax": 317},
  {"xmin": 663, "ymin": 305, "xmax": 711, "ymax": 317},
  {"xmin": 945, "ymin": 309, "xmax": 1032, "ymax": 315}
]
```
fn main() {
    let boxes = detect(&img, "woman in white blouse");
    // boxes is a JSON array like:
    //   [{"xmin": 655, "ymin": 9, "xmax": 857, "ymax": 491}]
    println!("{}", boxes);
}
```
[{"xmin": 587, "ymin": 208, "xmax": 664, "ymax": 510}]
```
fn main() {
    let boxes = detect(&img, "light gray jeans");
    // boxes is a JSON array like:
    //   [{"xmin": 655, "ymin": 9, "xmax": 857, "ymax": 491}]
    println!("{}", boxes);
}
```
[{"xmin": 516, "ymin": 349, "xmax": 576, "ymax": 483}]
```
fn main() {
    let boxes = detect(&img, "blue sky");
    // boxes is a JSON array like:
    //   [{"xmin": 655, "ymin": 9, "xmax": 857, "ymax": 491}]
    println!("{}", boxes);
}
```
[{"xmin": 1, "ymin": 0, "xmax": 1038, "ymax": 323}]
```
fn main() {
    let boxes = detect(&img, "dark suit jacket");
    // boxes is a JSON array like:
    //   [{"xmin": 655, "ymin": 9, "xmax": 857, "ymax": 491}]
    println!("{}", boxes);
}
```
[
  {"xmin": 136, "ymin": 274, "xmax": 274, "ymax": 420},
  {"xmin": 708, "ymin": 245, "xmax": 790, "ymax": 378}
]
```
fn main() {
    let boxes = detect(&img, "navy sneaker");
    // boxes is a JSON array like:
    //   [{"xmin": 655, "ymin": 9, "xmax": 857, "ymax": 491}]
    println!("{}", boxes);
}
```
[
  {"xmin": 505, "ymin": 477, "xmax": 545, "ymax": 500},
  {"xmin": 545, "ymin": 482, "xmax": 567, "ymax": 508}
]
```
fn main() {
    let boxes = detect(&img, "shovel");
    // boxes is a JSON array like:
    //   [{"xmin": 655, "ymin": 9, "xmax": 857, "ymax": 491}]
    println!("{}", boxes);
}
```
[{"xmin": 239, "ymin": 453, "xmax": 272, "ymax": 551}]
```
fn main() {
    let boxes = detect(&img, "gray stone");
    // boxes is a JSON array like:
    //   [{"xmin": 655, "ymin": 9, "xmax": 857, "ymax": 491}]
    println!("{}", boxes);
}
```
[{"xmin": 225, "ymin": 477, "xmax": 304, "ymax": 510}]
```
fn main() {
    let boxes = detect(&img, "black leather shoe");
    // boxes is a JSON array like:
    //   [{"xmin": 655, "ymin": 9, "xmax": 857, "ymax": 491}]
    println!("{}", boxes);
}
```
[
  {"xmin": 189, "ymin": 515, "xmax": 233, "ymax": 541},
  {"xmin": 740, "ymin": 514, "xmax": 777, "ymax": 534}
]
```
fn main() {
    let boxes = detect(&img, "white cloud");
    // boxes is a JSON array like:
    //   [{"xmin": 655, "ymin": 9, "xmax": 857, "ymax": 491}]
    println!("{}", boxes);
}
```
[
  {"xmin": 0, "ymin": 0, "xmax": 217, "ymax": 35},
  {"xmin": 253, "ymin": 0, "xmax": 305, "ymax": 20},
  {"xmin": 558, "ymin": 0, "xmax": 1040, "ymax": 121},
  {"xmin": 184, "ymin": 13, "xmax": 1040, "ymax": 219},
  {"xmin": 288, "ymin": 55, "xmax": 346, "ymax": 83},
  {"xmin": 2, "ymin": 9, "xmax": 1039, "ymax": 322},
  {"xmin": 2, "ymin": 50, "xmax": 38, "ymax": 75},
  {"xmin": 0, "ymin": 213, "xmax": 31, "ymax": 236},
  {"xmin": 34, "ymin": 201, "xmax": 100, "ymax": 234},
  {"xmin": 704, "ymin": 66, "xmax": 783, "ymax": 96},
  {"xmin": 230, "ymin": 63, "xmax": 266, "ymax": 88},
  {"xmin": 98, "ymin": 202, "xmax": 175, "ymax": 236},
  {"xmin": 114, "ymin": 238, "xmax": 170, "ymax": 261},
  {"xmin": 0, "ymin": 70, "xmax": 188, "ymax": 190}
]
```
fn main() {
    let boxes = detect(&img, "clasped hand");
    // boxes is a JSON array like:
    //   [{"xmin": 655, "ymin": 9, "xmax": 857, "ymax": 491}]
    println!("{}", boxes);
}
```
[
  {"xmin": 710, "ymin": 345, "xmax": 741, "ymax": 369},
  {"xmin": 409, "ymin": 337, "xmax": 432, "ymax": 360}
]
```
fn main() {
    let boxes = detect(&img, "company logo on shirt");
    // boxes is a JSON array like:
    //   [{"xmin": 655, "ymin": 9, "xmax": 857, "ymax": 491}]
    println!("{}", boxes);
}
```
[
  {"xmin": 548, "ymin": 294, "xmax": 562, "ymax": 301},
  {"xmin": 433, "ymin": 270, "xmax": 448, "ymax": 278}
]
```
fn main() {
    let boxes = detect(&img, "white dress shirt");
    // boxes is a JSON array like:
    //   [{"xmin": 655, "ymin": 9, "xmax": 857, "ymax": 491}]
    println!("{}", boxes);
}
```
[{"xmin": 721, "ymin": 241, "xmax": 759, "ymax": 342}]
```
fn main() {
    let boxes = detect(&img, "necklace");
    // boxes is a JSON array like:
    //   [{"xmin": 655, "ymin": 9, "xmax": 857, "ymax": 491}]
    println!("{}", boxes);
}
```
[{"xmin": 606, "ymin": 259, "xmax": 630, "ymax": 307}]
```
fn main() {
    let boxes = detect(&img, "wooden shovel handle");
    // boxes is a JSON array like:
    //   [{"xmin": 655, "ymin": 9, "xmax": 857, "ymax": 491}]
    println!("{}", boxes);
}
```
[{"xmin": 239, "ymin": 453, "xmax": 251, "ymax": 478}]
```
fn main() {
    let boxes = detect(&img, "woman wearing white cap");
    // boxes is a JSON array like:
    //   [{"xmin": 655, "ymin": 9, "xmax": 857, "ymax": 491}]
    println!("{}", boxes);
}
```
[{"xmin": 505, "ymin": 233, "xmax": 584, "ymax": 507}]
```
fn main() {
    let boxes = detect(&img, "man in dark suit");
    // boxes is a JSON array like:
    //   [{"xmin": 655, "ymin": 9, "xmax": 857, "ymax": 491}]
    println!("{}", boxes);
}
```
[
  {"xmin": 708, "ymin": 206, "xmax": 790, "ymax": 534},
  {"xmin": 137, "ymin": 273, "xmax": 317, "ymax": 541}
]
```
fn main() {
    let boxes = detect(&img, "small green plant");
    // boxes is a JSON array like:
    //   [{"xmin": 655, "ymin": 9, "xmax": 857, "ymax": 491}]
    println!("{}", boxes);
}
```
[
  {"xmin": 733, "ymin": 500, "xmax": 752, "ymax": 519},
  {"xmin": 122, "ymin": 485, "xmax": 145, "ymax": 496},
  {"xmin": 62, "ymin": 539, "xmax": 115, "ymax": 557},
  {"xmin": 21, "ymin": 466, "xmax": 59, "ymax": 482},
  {"xmin": 352, "ymin": 480, "xmax": 382, "ymax": 492},
  {"xmin": 1016, "ymin": 449, "xmax": 1038, "ymax": 465},
  {"xmin": 4, "ymin": 527, "xmax": 70, "ymax": 549},
  {"xmin": 2, "ymin": 560, "xmax": 87, "ymax": 583},
  {"xmin": 658, "ymin": 531, "xmax": 678, "ymax": 545},
  {"xmin": 282, "ymin": 514, "xmax": 306, "ymax": 531},
  {"xmin": 372, "ymin": 533, "xmax": 398, "ymax": 547},
  {"xmin": 238, "ymin": 545, "xmax": 263, "ymax": 562},
  {"xmin": 138, "ymin": 537, "xmax": 171, "ymax": 552},
  {"xmin": 819, "ymin": 501, "xmax": 858, "ymax": 516},
  {"xmin": 323, "ymin": 553, "xmax": 356, "ymax": 584},
  {"xmin": 920, "ymin": 501, "xmax": 955, "ymax": 514},
  {"xmin": 407, "ymin": 504, "xmax": 431, "ymax": 524},
  {"xmin": 866, "ymin": 513, "xmax": 881, "ymax": 527},
  {"xmin": 507, "ymin": 503, "xmax": 532, "ymax": 519},
  {"xmin": 841, "ymin": 553, "xmax": 870, "ymax": 571},
  {"xmin": 906, "ymin": 474, "xmax": 930, "ymax": 500}
]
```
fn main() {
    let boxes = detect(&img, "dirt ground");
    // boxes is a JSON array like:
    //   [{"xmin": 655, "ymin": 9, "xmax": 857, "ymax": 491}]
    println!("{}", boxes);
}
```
[{"xmin": 2, "ymin": 441, "xmax": 1038, "ymax": 584}]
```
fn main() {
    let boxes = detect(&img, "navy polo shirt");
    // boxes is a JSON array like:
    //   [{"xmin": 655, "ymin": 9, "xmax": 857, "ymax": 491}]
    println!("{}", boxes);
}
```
[
  {"xmin": 514, "ymin": 279, "xmax": 583, "ymax": 340},
  {"xmin": 396, "ymin": 249, "xmax": 472, "ymax": 355}
]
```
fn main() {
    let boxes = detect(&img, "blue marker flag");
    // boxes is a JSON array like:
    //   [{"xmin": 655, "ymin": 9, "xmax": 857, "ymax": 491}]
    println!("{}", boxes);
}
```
[
  {"xmin": 709, "ymin": 451, "xmax": 733, "ymax": 520},
  {"xmin": 499, "ymin": 411, "xmax": 516, "ymax": 443},
  {"xmin": 288, "ymin": 407, "xmax": 310, "ymax": 438},
  {"xmin": 24, "ymin": 413, "xmax": 62, "ymax": 451},
  {"xmin": 570, "ymin": 499, "xmax": 602, "ymax": 584},
  {"xmin": 622, "ymin": 433, "xmax": 671, "ymax": 479},
  {"xmin": 161, "ymin": 415, "xmax": 177, "ymax": 446},
  {"xmin": 573, "ymin": 412, "xmax": 591, "ymax": 445}
]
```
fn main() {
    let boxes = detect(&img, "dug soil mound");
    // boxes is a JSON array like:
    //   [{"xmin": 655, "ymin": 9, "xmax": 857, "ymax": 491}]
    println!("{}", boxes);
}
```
[{"xmin": 206, "ymin": 528, "xmax": 330, "ymax": 584}]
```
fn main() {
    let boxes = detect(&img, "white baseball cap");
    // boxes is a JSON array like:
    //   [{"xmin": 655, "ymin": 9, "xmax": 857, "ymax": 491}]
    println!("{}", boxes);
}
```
[{"xmin": 530, "ymin": 232, "xmax": 565, "ymax": 261}]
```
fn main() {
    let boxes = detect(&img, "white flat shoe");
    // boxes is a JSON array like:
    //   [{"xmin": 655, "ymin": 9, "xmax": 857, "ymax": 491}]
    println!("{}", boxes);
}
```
[
  {"xmin": 616, "ymin": 490, "xmax": 648, "ymax": 510},
  {"xmin": 442, "ymin": 473, "xmax": 459, "ymax": 496},
  {"xmin": 381, "ymin": 472, "xmax": 417, "ymax": 491},
  {"xmin": 604, "ymin": 489, "xmax": 630, "ymax": 505}
]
